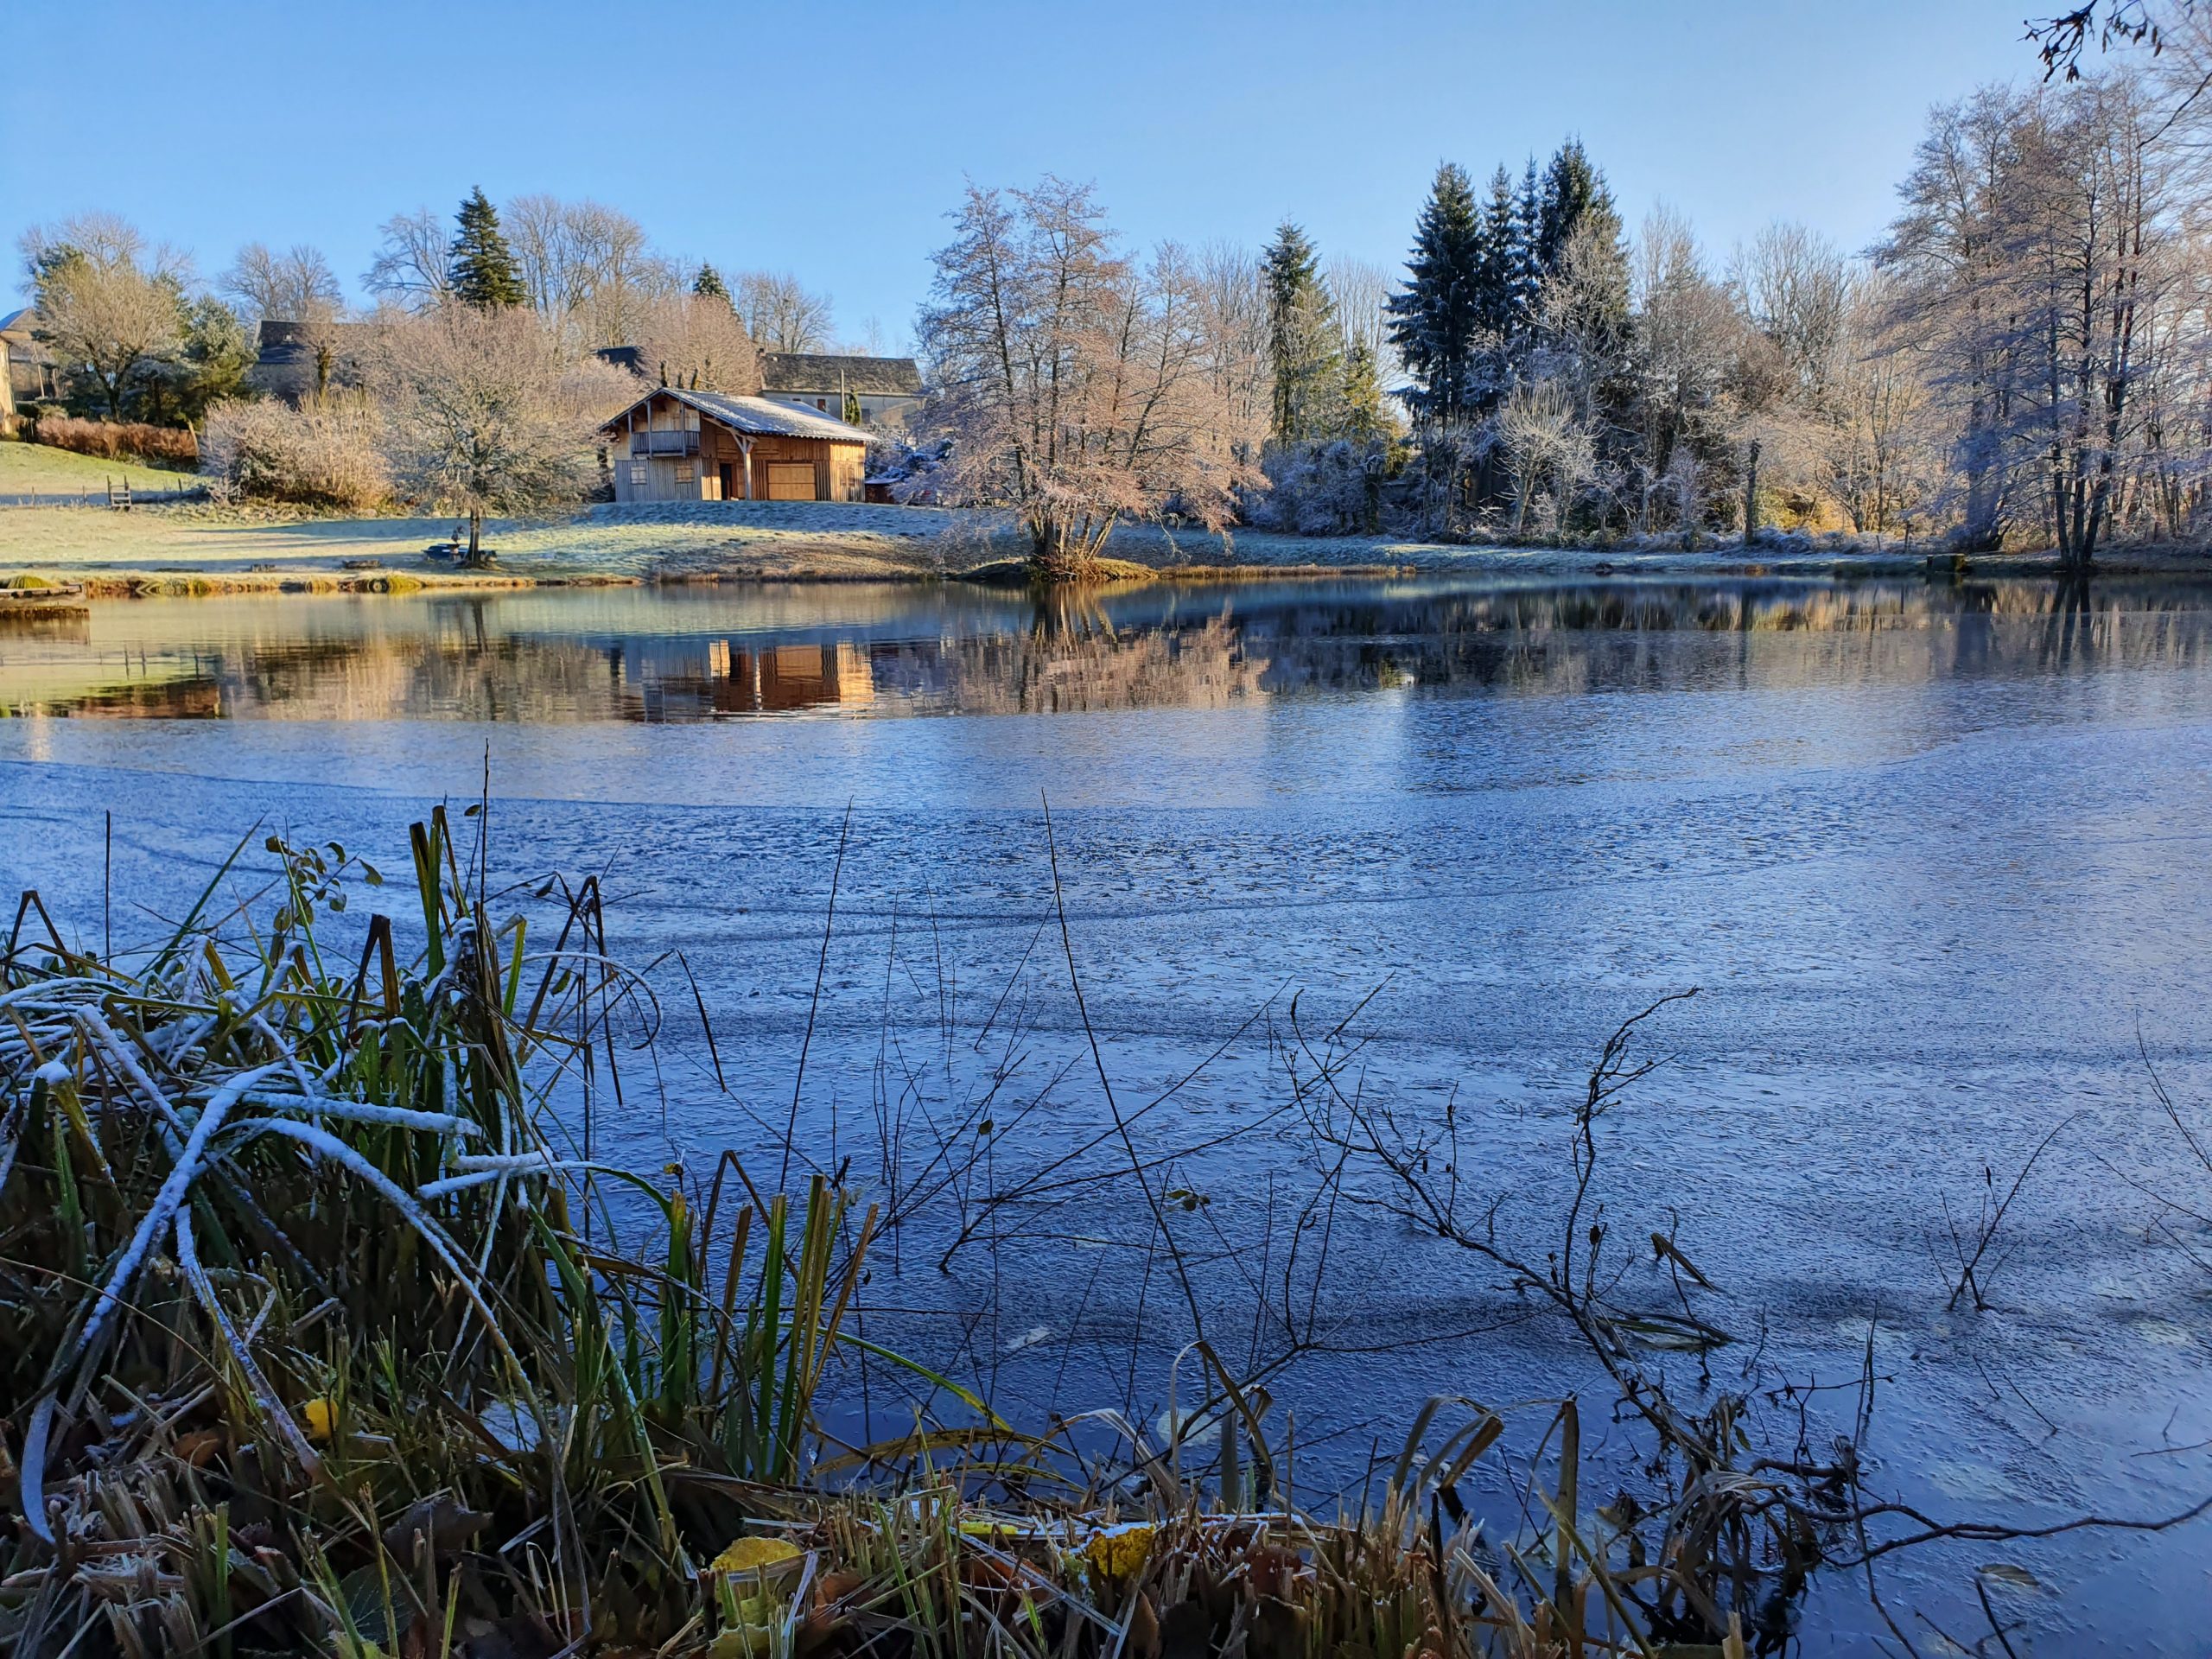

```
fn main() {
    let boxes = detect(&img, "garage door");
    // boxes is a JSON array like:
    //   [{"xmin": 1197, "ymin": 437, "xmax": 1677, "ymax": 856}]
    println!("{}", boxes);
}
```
[{"xmin": 766, "ymin": 462, "xmax": 817, "ymax": 501}]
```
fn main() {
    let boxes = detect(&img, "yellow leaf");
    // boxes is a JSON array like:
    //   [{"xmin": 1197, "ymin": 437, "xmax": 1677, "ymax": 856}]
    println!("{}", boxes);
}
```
[
  {"xmin": 1083, "ymin": 1524, "xmax": 1154, "ymax": 1580},
  {"xmin": 712, "ymin": 1535, "xmax": 803, "ymax": 1574}
]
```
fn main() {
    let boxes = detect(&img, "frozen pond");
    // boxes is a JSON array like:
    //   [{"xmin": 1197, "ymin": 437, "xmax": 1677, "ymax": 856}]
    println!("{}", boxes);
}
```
[{"xmin": 5, "ymin": 573, "xmax": 2212, "ymax": 1649}]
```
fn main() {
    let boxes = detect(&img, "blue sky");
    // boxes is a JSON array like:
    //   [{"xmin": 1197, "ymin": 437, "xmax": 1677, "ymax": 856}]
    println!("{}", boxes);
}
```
[{"xmin": 5, "ymin": 0, "xmax": 2039, "ymax": 345}]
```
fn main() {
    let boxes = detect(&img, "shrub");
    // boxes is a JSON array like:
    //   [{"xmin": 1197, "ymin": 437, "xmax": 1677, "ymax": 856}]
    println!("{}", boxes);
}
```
[
  {"xmin": 1244, "ymin": 438, "xmax": 1394, "ymax": 536},
  {"xmin": 200, "ymin": 397, "xmax": 388, "ymax": 509},
  {"xmin": 27, "ymin": 413, "xmax": 199, "ymax": 467}
]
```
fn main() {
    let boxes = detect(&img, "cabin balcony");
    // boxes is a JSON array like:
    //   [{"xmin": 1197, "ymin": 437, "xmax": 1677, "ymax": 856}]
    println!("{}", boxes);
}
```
[{"xmin": 629, "ymin": 431, "xmax": 700, "ymax": 457}]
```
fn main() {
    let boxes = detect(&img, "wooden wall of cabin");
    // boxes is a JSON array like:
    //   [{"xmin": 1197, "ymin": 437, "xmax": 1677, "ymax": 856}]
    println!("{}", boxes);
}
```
[{"xmin": 610, "ymin": 400, "xmax": 867, "ymax": 501}]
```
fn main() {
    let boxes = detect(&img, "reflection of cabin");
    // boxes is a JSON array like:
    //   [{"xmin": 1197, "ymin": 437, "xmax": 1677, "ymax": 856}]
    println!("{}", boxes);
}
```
[{"xmin": 600, "ymin": 387, "xmax": 868, "ymax": 503}]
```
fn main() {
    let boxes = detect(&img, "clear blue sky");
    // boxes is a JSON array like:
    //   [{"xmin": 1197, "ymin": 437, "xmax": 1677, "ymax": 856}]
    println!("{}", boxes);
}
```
[{"xmin": 4, "ymin": 0, "xmax": 2042, "ymax": 345}]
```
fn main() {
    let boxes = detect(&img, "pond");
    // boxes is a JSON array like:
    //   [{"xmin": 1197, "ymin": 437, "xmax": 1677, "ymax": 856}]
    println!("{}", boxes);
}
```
[{"xmin": 5, "ymin": 573, "xmax": 2212, "ymax": 1649}]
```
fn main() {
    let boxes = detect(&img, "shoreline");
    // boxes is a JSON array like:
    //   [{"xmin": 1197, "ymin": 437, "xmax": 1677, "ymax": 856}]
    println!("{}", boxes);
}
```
[{"xmin": 6, "ymin": 496, "xmax": 2211, "ymax": 598}]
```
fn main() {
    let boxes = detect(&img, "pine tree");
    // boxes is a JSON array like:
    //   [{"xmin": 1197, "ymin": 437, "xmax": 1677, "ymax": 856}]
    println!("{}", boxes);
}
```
[
  {"xmin": 449, "ymin": 188, "xmax": 525, "ymax": 310},
  {"xmin": 1509, "ymin": 160, "xmax": 1546, "ymax": 341},
  {"xmin": 693, "ymin": 263, "xmax": 732, "ymax": 306},
  {"xmin": 1339, "ymin": 340, "xmax": 1388, "ymax": 442},
  {"xmin": 1535, "ymin": 140, "xmax": 1630, "ymax": 354},
  {"xmin": 1263, "ymin": 220, "xmax": 1343, "ymax": 443},
  {"xmin": 1539, "ymin": 140, "xmax": 1592, "ymax": 273},
  {"xmin": 1386, "ymin": 162, "xmax": 1487, "ymax": 428},
  {"xmin": 1478, "ymin": 167, "xmax": 1519, "ymax": 341}
]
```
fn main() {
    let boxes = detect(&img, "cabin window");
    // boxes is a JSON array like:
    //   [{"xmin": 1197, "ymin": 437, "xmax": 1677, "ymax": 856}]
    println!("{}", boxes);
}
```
[
  {"xmin": 627, "ymin": 461, "xmax": 647, "ymax": 489},
  {"xmin": 675, "ymin": 464, "xmax": 695, "ymax": 486}
]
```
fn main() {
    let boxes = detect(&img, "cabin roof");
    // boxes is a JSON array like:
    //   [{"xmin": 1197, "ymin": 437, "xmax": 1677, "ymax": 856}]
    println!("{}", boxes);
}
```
[
  {"xmin": 603, "ymin": 386, "xmax": 869, "ymax": 444},
  {"xmin": 0, "ymin": 307, "xmax": 36, "ymax": 338},
  {"xmin": 759, "ymin": 353, "xmax": 923, "ymax": 397}
]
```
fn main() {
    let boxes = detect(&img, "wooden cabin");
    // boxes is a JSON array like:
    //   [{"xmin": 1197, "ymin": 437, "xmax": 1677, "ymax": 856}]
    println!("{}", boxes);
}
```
[{"xmin": 601, "ymin": 387, "xmax": 868, "ymax": 504}]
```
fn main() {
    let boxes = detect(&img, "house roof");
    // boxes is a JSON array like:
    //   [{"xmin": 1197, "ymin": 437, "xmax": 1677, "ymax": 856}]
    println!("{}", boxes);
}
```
[
  {"xmin": 254, "ymin": 318, "xmax": 371, "ymax": 366},
  {"xmin": 0, "ymin": 308, "xmax": 36, "ymax": 339},
  {"xmin": 602, "ymin": 386, "xmax": 869, "ymax": 444},
  {"xmin": 759, "ymin": 353, "xmax": 923, "ymax": 397}
]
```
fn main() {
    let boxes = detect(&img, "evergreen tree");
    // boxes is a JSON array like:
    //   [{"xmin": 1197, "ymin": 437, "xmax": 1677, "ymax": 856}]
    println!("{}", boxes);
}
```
[
  {"xmin": 1386, "ymin": 162, "xmax": 1486, "ymax": 428},
  {"xmin": 1509, "ymin": 160, "xmax": 1546, "ymax": 340},
  {"xmin": 449, "ymin": 188, "xmax": 525, "ymax": 310},
  {"xmin": 693, "ymin": 263, "xmax": 732, "ymax": 306},
  {"xmin": 1477, "ymin": 167, "xmax": 1519, "ymax": 340},
  {"xmin": 1263, "ymin": 220, "xmax": 1343, "ymax": 442},
  {"xmin": 1339, "ymin": 340, "xmax": 1389, "ymax": 442},
  {"xmin": 1538, "ymin": 140, "xmax": 1616, "ymax": 274},
  {"xmin": 1534, "ymin": 140, "xmax": 1630, "ymax": 355}
]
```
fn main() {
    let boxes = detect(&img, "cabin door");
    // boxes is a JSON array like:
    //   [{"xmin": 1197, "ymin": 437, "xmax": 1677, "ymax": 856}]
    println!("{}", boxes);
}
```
[
  {"xmin": 718, "ymin": 462, "xmax": 734, "ymax": 499},
  {"xmin": 766, "ymin": 461, "xmax": 817, "ymax": 500}
]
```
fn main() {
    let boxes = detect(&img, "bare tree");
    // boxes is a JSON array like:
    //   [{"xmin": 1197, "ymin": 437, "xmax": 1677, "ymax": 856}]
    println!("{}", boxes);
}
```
[
  {"xmin": 2012, "ymin": 73, "xmax": 2180, "ymax": 567},
  {"xmin": 370, "ymin": 308, "xmax": 630, "ymax": 560},
  {"xmin": 1736, "ymin": 222, "xmax": 1851, "ymax": 409},
  {"xmin": 632, "ymin": 291, "xmax": 761, "ymax": 393},
  {"xmin": 1631, "ymin": 207, "xmax": 1741, "ymax": 531},
  {"xmin": 735, "ymin": 270, "xmax": 836, "ymax": 353},
  {"xmin": 220, "ymin": 244, "xmax": 344, "ymax": 327},
  {"xmin": 1815, "ymin": 270, "xmax": 1933, "ymax": 537},
  {"xmin": 19, "ymin": 213, "xmax": 188, "ymax": 422},
  {"xmin": 493, "ymin": 196, "xmax": 679, "ymax": 349},
  {"xmin": 1325, "ymin": 254, "xmax": 1397, "ymax": 377},
  {"xmin": 1883, "ymin": 71, "xmax": 2195, "ymax": 563},
  {"xmin": 915, "ymin": 178, "xmax": 1261, "ymax": 578},
  {"xmin": 505, "ymin": 193, "xmax": 584, "ymax": 317},
  {"xmin": 1192, "ymin": 241, "xmax": 1272, "ymax": 466},
  {"xmin": 1497, "ymin": 377, "xmax": 1597, "ymax": 534},
  {"xmin": 363, "ymin": 209, "xmax": 454, "ymax": 311}
]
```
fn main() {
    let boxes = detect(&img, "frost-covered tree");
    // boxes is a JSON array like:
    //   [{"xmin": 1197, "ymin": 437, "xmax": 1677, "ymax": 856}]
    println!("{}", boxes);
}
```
[
  {"xmin": 1630, "ymin": 207, "xmax": 1744, "ymax": 531},
  {"xmin": 372, "ymin": 306, "xmax": 627, "ymax": 559},
  {"xmin": 1880, "ymin": 72, "xmax": 2193, "ymax": 563},
  {"xmin": 1192, "ymin": 242, "xmax": 1273, "ymax": 464},
  {"xmin": 915, "ymin": 177, "xmax": 1257, "ymax": 578},
  {"xmin": 20, "ymin": 214, "xmax": 190, "ymax": 422},
  {"xmin": 1263, "ymin": 221, "xmax": 1343, "ymax": 442},
  {"xmin": 449, "ymin": 188, "xmax": 526, "ymax": 311}
]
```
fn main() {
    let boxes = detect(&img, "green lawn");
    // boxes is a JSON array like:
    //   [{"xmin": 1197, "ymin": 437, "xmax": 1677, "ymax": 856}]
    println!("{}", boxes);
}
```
[{"xmin": 0, "ymin": 439, "xmax": 201, "ymax": 496}]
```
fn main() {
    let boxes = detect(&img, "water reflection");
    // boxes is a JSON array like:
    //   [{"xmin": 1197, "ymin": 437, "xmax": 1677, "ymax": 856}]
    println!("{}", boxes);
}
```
[{"xmin": 4, "ymin": 575, "xmax": 2209, "ymax": 721}]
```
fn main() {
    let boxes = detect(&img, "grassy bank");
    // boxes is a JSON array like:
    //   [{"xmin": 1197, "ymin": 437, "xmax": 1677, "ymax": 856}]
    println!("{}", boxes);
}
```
[
  {"xmin": 0, "ymin": 442, "xmax": 203, "ymax": 499},
  {"xmin": 0, "ymin": 494, "xmax": 1967, "ymax": 598}
]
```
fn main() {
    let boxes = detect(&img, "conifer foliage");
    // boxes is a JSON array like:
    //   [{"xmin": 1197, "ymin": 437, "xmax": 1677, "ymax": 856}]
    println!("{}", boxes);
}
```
[
  {"xmin": 1387, "ymin": 163, "xmax": 1486, "ymax": 428},
  {"xmin": 449, "ymin": 187, "xmax": 525, "ymax": 310},
  {"xmin": 1263, "ymin": 221, "xmax": 1344, "ymax": 443},
  {"xmin": 692, "ymin": 263, "xmax": 732, "ymax": 306}
]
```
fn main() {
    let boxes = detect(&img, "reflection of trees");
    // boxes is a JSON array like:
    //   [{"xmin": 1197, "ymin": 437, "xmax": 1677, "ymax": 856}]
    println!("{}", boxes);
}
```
[{"xmin": 12, "ymin": 579, "xmax": 2212, "ymax": 721}]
